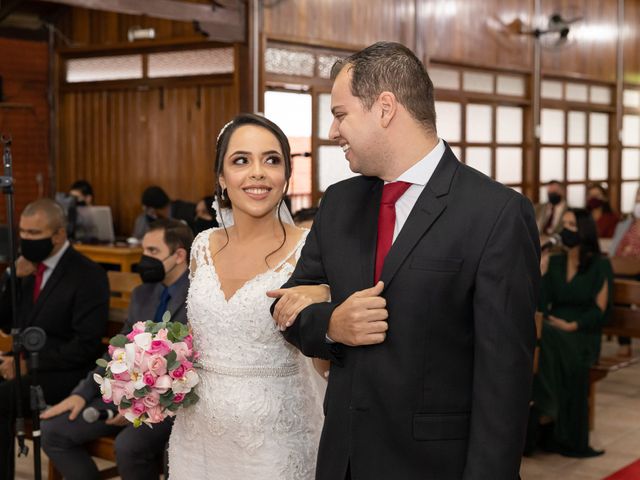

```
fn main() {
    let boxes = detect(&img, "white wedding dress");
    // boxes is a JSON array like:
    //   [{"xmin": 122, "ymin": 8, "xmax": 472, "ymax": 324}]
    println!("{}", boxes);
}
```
[{"xmin": 168, "ymin": 228, "xmax": 325, "ymax": 479}]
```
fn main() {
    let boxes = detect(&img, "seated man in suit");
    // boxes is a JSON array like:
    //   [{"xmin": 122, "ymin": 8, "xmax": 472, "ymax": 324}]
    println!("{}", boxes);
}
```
[
  {"xmin": 41, "ymin": 218, "xmax": 193, "ymax": 480},
  {"xmin": 131, "ymin": 186, "xmax": 196, "ymax": 239},
  {"xmin": 0, "ymin": 198, "xmax": 110, "ymax": 480},
  {"xmin": 535, "ymin": 180, "xmax": 568, "ymax": 237}
]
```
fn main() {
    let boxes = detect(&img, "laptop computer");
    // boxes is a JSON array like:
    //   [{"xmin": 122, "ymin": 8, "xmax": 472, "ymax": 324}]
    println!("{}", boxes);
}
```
[{"xmin": 74, "ymin": 206, "xmax": 116, "ymax": 243}]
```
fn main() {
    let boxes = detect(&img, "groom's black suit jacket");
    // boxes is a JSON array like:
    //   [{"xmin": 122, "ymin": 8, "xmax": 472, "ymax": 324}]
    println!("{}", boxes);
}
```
[{"xmin": 280, "ymin": 145, "xmax": 540, "ymax": 480}]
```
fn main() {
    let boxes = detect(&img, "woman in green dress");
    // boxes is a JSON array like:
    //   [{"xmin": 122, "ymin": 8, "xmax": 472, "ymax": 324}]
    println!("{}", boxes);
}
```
[{"xmin": 534, "ymin": 207, "xmax": 613, "ymax": 457}]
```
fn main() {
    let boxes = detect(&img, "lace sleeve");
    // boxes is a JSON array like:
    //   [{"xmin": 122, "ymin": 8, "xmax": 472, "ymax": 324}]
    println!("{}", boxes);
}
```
[
  {"xmin": 189, "ymin": 228, "xmax": 215, "ymax": 280},
  {"xmin": 294, "ymin": 229, "xmax": 310, "ymax": 262}
]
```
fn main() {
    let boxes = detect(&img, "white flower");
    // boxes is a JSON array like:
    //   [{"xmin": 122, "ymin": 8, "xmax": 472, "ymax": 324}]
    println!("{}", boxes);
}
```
[
  {"xmin": 109, "ymin": 349, "xmax": 129, "ymax": 375},
  {"xmin": 171, "ymin": 370, "xmax": 199, "ymax": 394},
  {"xmin": 93, "ymin": 374, "xmax": 112, "ymax": 399},
  {"xmin": 133, "ymin": 332, "xmax": 152, "ymax": 351}
]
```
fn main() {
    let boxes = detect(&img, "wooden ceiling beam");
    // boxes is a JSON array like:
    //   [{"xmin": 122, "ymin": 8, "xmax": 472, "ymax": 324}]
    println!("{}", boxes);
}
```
[{"xmin": 37, "ymin": 0, "xmax": 245, "ymax": 42}]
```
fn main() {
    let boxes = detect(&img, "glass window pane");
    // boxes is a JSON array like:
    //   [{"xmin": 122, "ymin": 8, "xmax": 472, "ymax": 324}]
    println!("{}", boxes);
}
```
[
  {"xmin": 462, "ymin": 71, "xmax": 493, "ymax": 94},
  {"xmin": 496, "ymin": 75, "xmax": 525, "ymax": 96},
  {"xmin": 567, "ymin": 148, "xmax": 586, "ymax": 181},
  {"xmin": 496, "ymin": 106, "xmax": 522, "ymax": 144},
  {"xmin": 540, "ymin": 147, "xmax": 565, "ymax": 182},
  {"xmin": 567, "ymin": 111, "xmax": 586, "ymax": 145},
  {"xmin": 567, "ymin": 184, "xmax": 586, "ymax": 208},
  {"xmin": 496, "ymin": 147, "xmax": 522, "ymax": 184},
  {"xmin": 318, "ymin": 146, "xmax": 358, "ymax": 191},
  {"xmin": 590, "ymin": 86, "xmax": 611, "ymax": 105},
  {"xmin": 66, "ymin": 55, "xmax": 142, "ymax": 82},
  {"xmin": 318, "ymin": 93, "xmax": 333, "ymax": 140},
  {"xmin": 623, "ymin": 89, "xmax": 640, "ymax": 108},
  {"xmin": 622, "ymin": 148, "xmax": 640, "ymax": 179},
  {"xmin": 465, "ymin": 147, "xmax": 492, "ymax": 177},
  {"xmin": 588, "ymin": 148, "xmax": 608, "ymax": 180},
  {"xmin": 622, "ymin": 114, "xmax": 640, "ymax": 147},
  {"xmin": 541, "ymin": 109, "xmax": 565, "ymax": 144},
  {"xmin": 430, "ymin": 67, "xmax": 460, "ymax": 90},
  {"xmin": 264, "ymin": 91, "xmax": 311, "ymax": 137},
  {"xmin": 466, "ymin": 104, "xmax": 492, "ymax": 143},
  {"xmin": 541, "ymin": 80, "xmax": 563, "ymax": 99},
  {"xmin": 622, "ymin": 181, "xmax": 640, "ymax": 213},
  {"xmin": 318, "ymin": 54, "xmax": 343, "ymax": 79},
  {"xmin": 511, "ymin": 186, "xmax": 522, "ymax": 194},
  {"xmin": 435, "ymin": 101, "xmax": 461, "ymax": 142},
  {"xmin": 565, "ymin": 83, "xmax": 588, "ymax": 102},
  {"xmin": 147, "ymin": 48, "xmax": 234, "ymax": 78},
  {"xmin": 265, "ymin": 48, "xmax": 315, "ymax": 77},
  {"xmin": 589, "ymin": 113, "xmax": 609, "ymax": 146}
]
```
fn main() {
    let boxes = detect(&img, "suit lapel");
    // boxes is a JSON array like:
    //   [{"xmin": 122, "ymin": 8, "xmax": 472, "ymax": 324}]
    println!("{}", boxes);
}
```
[
  {"xmin": 28, "ymin": 248, "xmax": 73, "ymax": 325},
  {"xmin": 379, "ymin": 145, "xmax": 460, "ymax": 289},
  {"xmin": 359, "ymin": 179, "xmax": 383, "ymax": 288},
  {"xmin": 166, "ymin": 275, "xmax": 189, "ymax": 322}
]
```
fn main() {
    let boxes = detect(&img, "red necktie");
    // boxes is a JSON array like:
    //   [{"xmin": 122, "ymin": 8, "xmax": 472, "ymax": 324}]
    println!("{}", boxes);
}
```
[
  {"xmin": 375, "ymin": 181, "xmax": 412, "ymax": 282},
  {"xmin": 33, "ymin": 263, "xmax": 47, "ymax": 303}
]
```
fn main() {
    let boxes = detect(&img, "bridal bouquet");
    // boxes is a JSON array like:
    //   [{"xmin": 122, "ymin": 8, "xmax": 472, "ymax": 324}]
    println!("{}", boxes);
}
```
[{"xmin": 94, "ymin": 314, "xmax": 200, "ymax": 427}]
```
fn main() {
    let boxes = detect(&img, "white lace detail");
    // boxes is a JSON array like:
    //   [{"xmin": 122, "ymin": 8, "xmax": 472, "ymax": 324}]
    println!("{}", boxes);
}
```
[{"xmin": 168, "ymin": 228, "xmax": 322, "ymax": 480}]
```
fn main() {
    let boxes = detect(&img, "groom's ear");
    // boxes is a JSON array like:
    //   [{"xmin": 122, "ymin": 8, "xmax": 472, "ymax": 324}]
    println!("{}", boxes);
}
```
[{"xmin": 378, "ymin": 91, "xmax": 397, "ymax": 128}]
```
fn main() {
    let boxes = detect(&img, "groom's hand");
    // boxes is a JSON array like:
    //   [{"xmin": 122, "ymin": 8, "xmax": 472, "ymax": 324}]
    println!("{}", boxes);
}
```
[{"xmin": 327, "ymin": 281, "xmax": 388, "ymax": 346}]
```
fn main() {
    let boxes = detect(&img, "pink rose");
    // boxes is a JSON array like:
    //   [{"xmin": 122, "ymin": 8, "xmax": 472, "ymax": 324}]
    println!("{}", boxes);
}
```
[
  {"xmin": 108, "ymin": 345, "xmax": 116, "ymax": 356},
  {"xmin": 169, "ymin": 364, "xmax": 186, "ymax": 379},
  {"xmin": 154, "ymin": 375, "xmax": 172, "ymax": 394},
  {"xmin": 147, "ymin": 405, "xmax": 165, "ymax": 423},
  {"xmin": 142, "ymin": 391, "xmax": 160, "ymax": 409},
  {"xmin": 112, "ymin": 371, "xmax": 131, "ymax": 382},
  {"xmin": 143, "ymin": 371, "xmax": 156, "ymax": 387},
  {"xmin": 156, "ymin": 328, "xmax": 169, "ymax": 341},
  {"xmin": 146, "ymin": 355, "xmax": 167, "ymax": 376},
  {"xmin": 172, "ymin": 342, "xmax": 190, "ymax": 362},
  {"xmin": 124, "ymin": 381, "xmax": 136, "ymax": 399},
  {"xmin": 111, "ymin": 382, "xmax": 127, "ymax": 405},
  {"xmin": 148, "ymin": 340, "xmax": 172, "ymax": 356},
  {"xmin": 132, "ymin": 399, "xmax": 147, "ymax": 416},
  {"xmin": 132, "ymin": 321, "xmax": 146, "ymax": 331},
  {"xmin": 102, "ymin": 396, "xmax": 112, "ymax": 404},
  {"xmin": 173, "ymin": 393, "xmax": 185, "ymax": 403},
  {"xmin": 126, "ymin": 328, "xmax": 144, "ymax": 342},
  {"xmin": 183, "ymin": 334, "xmax": 193, "ymax": 349}
]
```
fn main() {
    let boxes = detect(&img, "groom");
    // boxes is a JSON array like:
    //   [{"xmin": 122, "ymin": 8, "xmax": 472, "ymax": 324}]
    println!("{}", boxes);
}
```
[{"xmin": 274, "ymin": 42, "xmax": 540, "ymax": 479}]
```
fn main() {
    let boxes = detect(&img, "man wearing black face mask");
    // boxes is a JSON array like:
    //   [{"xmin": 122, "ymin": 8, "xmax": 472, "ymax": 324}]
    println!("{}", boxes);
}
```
[
  {"xmin": 69, "ymin": 180, "xmax": 94, "ymax": 207},
  {"xmin": 0, "ymin": 198, "xmax": 109, "ymax": 480},
  {"xmin": 535, "ymin": 180, "xmax": 568, "ymax": 237},
  {"xmin": 41, "ymin": 219, "xmax": 192, "ymax": 480}
]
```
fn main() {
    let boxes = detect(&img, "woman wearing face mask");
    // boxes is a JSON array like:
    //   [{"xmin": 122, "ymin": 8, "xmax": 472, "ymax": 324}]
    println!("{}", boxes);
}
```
[
  {"xmin": 167, "ymin": 114, "xmax": 329, "ymax": 479},
  {"xmin": 609, "ymin": 186, "xmax": 640, "ymax": 259},
  {"xmin": 586, "ymin": 183, "xmax": 619, "ymax": 239},
  {"xmin": 530, "ymin": 208, "xmax": 613, "ymax": 458}
]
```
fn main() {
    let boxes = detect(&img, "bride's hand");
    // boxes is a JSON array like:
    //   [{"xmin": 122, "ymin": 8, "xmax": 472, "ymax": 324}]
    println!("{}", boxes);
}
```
[{"xmin": 267, "ymin": 285, "xmax": 331, "ymax": 331}]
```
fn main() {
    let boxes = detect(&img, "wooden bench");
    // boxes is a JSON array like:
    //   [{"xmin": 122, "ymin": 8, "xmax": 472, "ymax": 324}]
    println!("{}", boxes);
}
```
[
  {"xmin": 610, "ymin": 256, "xmax": 640, "ymax": 278},
  {"xmin": 588, "ymin": 278, "xmax": 640, "ymax": 430}
]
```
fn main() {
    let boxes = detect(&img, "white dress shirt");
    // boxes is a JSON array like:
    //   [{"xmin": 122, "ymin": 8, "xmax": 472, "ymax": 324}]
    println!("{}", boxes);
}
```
[
  {"xmin": 388, "ymin": 138, "xmax": 445, "ymax": 242},
  {"xmin": 40, "ymin": 240, "xmax": 70, "ymax": 290}
]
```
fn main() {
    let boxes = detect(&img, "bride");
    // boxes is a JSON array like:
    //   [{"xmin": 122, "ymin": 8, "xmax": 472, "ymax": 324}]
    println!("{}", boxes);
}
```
[{"xmin": 168, "ymin": 114, "xmax": 329, "ymax": 479}]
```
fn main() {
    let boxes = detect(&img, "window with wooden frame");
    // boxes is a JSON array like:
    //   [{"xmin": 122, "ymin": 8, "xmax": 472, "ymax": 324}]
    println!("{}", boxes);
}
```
[
  {"xmin": 538, "ymin": 78, "xmax": 615, "ymax": 209},
  {"xmin": 621, "ymin": 85, "xmax": 640, "ymax": 213},
  {"xmin": 430, "ymin": 63, "xmax": 529, "ymax": 194}
]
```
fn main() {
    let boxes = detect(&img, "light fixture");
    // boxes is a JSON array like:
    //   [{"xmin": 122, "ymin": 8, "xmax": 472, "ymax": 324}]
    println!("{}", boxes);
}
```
[{"xmin": 127, "ymin": 27, "xmax": 156, "ymax": 42}]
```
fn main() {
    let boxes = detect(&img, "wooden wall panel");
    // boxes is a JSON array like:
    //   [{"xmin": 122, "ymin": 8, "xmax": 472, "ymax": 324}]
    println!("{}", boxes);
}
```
[
  {"xmin": 0, "ymin": 38, "xmax": 49, "ymax": 224},
  {"xmin": 262, "ymin": 0, "xmax": 416, "ymax": 49},
  {"xmin": 624, "ymin": 0, "xmax": 640, "ymax": 83},
  {"xmin": 423, "ymin": 0, "xmax": 533, "ymax": 71},
  {"xmin": 540, "ymin": 0, "xmax": 618, "ymax": 82},
  {"xmin": 57, "ymin": 82, "xmax": 238, "ymax": 235}
]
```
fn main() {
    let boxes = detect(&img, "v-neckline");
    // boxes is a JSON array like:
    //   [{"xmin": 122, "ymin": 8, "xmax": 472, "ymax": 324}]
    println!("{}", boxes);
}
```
[{"xmin": 205, "ymin": 229, "xmax": 308, "ymax": 304}]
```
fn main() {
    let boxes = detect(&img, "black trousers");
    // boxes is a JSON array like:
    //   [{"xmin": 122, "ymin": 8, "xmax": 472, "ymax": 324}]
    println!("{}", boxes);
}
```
[{"xmin": 41, "ymin": 397, "xmax": 172, "ymax": 480}]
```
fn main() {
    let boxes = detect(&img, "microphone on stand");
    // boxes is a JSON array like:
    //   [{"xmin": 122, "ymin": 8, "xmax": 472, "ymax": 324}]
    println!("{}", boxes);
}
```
[
  {"xmin": 82, "ymin": 407, "xmax": 115, "ymax": 423},
  {"xmin": 541, "ymin": 233, "xmax": 562, "ymax": 251}
]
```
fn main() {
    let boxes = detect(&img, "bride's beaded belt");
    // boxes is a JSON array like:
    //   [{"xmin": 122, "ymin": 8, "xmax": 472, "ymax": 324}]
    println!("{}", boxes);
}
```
[{"xmin": 203, "ymin": 363, "xmax": 300, "ymax": 377}]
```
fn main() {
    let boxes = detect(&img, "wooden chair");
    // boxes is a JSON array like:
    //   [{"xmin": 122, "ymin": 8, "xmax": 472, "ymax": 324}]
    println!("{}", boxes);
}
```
[
  {"xmin": 610, "ymin": 256, "xmax": 640, "ymax": 278},
  {"xmin": 107, "ymin": 271, "xmax": 142, "ymax": 310},
  {"xmin": 589, "ymin": 278, "xmax": 640, "ymax": 429}
]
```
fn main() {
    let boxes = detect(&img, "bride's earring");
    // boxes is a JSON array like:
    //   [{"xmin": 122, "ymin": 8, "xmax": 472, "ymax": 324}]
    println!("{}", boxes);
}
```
[{"xmin": 221, "ymin": 188, "xmax": 227, "ymax": 201}]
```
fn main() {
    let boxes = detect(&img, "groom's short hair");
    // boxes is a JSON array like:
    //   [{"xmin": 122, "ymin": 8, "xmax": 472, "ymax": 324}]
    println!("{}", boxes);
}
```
[{"xmin": 330, "ymin": 41, "xmax": 437, "ymax": 135}]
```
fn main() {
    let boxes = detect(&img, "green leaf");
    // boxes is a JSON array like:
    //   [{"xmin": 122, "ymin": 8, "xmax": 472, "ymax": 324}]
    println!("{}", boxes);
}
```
[
  {"xmin": 159, "ymin": 394, "xmax": 174, "ymax": 408},
  {"xmin": 109, "ymin": 334, "xmax": 128, "ymax": 348},
  {"xmin": 181, "ymin": 391, "xmax": 199, "ymax": 408},
  {"xmin": 134, "ymin": 386, "xmax": 150, "ymax": 398},
  {"xmin": 96, "ymin": 358, "xmax": 108, "ymax": 368},
  {"xmin": 119, "ymin": 398, "xmax": 132, "ymax": 409},
  {"xmin": 162, "ymin": 311, "xmax": 172, "ymax": 323},
  {"xmin": 167, "ymin": 402, "xmax": 181, "ymax": 412},
  {"xmin": 165, "ymin": 350, "xmax": 179, "ymax": 371}
]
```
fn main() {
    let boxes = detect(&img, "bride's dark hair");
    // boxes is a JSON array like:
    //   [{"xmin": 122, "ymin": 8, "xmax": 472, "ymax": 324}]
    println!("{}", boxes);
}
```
[{"xmin": 213, "ymin": 113, "xmax": 293, "ymax": 266}]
